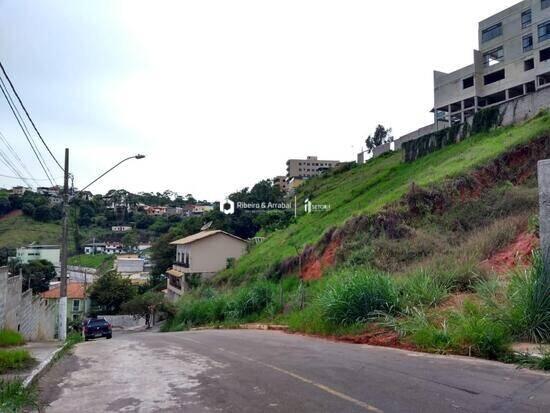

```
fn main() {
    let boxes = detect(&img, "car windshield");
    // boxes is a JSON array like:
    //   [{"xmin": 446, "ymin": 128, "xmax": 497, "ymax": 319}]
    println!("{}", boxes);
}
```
[{"xmin": 88, "ymin": 319, "xmax": 108, "ymax": 327}]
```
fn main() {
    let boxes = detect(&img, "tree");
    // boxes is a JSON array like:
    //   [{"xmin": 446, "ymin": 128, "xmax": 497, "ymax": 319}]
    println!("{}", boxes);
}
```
[
  {"xmin": 34, "ymin": 205, "xmax": 51, "ymax": 222},
  {"xmin": 21, "ymin": 202, "xmax": 35, "ymax": 217},
  {"xmin": 122, "ymin": 231, "xmax": 139, "ymax": 251},
  {"xmin": 88, "ymin": 271, "xmax": 136, "ymax": 314},
  {"xmin": 121, "ymin": 291, "xmax": 167, "ymax": 318},
  {"xmin": 0, "ymin": 197, "xmax": 11, "ymax": 215},
  {"xmin": 13, "ymin": 259, "xmax": 57, "ymax": 293},
  {"xmin": 365, "ymin": 124, "xmax": 393, "ymax": 154}
]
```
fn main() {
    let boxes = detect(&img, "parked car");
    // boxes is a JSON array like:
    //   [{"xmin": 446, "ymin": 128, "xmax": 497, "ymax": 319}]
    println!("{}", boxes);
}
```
[{"xmin": 83, "ymin": 318, "xmax": 112, "ymax": 341}]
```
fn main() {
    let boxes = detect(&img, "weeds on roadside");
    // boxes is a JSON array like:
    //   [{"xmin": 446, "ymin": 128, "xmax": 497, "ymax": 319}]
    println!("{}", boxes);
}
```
[
  {"xmin": 0, "ymin": 331, "xmax": 25, "ymax": 348},
  {"xmin": 0, "ymin": 350, "xmax": 34, "ymax": 374},
  {"xmin": 0, "ymin": 380, "xmax": 37, "ymax": 413}
]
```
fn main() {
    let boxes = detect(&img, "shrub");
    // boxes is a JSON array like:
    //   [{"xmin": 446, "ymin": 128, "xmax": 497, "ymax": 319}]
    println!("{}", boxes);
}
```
[
  {"xmin": 397, "ymin": 271, "xmax": 449, "ymax": 312},
  {"xmin": 224, "ymin": 281, "xmax": 276, "ymax": 321},
  {"xmin": 0, "ymin": 349, "xmax": 34, "ymax": 374},
  {"xmin": 0, "ymin": 380, "xmax": 37, "ymax": 412},
  {"xmin": 317, "ymin": 268, "xmax": 398, "ymax": 325},
  {"xmin": 507, "ymin": 252, "xmax": 550, "ymax": 343},
  {"xmin": 0, "ymin": 330, "xmax": 25, "ymax": 348}
]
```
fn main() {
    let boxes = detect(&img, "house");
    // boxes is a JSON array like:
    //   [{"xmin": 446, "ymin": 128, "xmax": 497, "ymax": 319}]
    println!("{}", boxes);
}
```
[
  {"xmin": 16, "ymin": 244, "xmax": 60, "ymax": 267},
  {"xmin": 105, "ymin": 242, "xmax": 123, "ymax": 255},
  {"xmin": 41, "ymin": 283, "xmax": 90, "ymax": 321},
  {"xmin": 143, "ymin": 206, "xmax": 167, "ymax": 216},
  {"xmin": 83, "ymin": 242, "xmax": 106, "ymax": 255},
  {"xmin": 273, "ymin": 176, "xmax": 289, "ymax": 192},
  {"xmin": 112, "ymin": 225, "xmax": 132, "ymax": 233},
  {"xmin": 286, "ymin": 156, "xmax": 340, "ymax": 179},
  {"xmin": 10, "ymin": 186, "xmax": 29, "ymax": 196},
  {"xmin": 116, "ymin": 255, "xmax": 148, "ymax": 285},
  {"xmin": 165, "ymin": 230, "xmax": 248, "ymax": 301},
  {"xmin": 191, "ymin": 205, "xmax": 214, "ymax": 215}
]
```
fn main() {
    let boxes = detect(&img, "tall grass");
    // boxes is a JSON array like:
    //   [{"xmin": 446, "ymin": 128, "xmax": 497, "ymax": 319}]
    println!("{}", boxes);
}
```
[
  {"xmin": 507, "ymin": 252, "xmax": 550, "ymax": 343},
  {"xmin": 317, "ymin": 268, "xmax": 398, "ymax": 325},
  {"xmin": 0, "ymin": 380, "xmax": 37, "ymax": 413},
  {"xmin": 0, "ymin": 349, "xmax": 34, "ymax": 374},
  {"xmin": 0, "ymin": 330, "xmax": 25, "ymax": 348}
]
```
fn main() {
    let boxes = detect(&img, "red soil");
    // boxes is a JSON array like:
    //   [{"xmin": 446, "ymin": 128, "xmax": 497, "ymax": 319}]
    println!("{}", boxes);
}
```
[
  {"xmin": 0, "ymin": 209, "xmax": 22, "ymax": 221},
  {"xmin": 337, "ymin": 328, "xmax": 416, "ymax": 351},
  {"xmin": 300, "ymin": 237, "xmax": 341, "ymax": 281},
  {"xmin": 480, "ymin": 232, "xmax": 539, "ymax": 275}
]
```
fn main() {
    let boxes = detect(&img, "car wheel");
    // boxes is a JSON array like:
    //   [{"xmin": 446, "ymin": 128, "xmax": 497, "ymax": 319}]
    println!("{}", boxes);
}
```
[
  {"xmin": 84, "ymin": 337, "xmax": 89, "ymax": 341},
  {"xmin": 106, "ymin": 334, "xmax": 112, "ymax": 339}
]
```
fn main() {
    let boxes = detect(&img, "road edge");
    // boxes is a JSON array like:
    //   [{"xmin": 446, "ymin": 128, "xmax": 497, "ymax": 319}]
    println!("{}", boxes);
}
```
[{"xmin": 23, "ymin": 343, "xmax": 65, "ymax": 388}]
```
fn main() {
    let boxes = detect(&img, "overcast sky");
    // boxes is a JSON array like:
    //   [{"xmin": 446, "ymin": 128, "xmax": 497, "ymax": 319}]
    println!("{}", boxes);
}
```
[{"xmin": 0, "ymin": 0, "xmax": 520, "ymax": 201}]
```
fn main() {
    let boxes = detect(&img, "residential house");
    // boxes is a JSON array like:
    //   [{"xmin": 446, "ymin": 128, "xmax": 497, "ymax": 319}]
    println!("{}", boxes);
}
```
[
  {"xmin": 273, "ymin": 176, "xmax": 289, "ymax": 193},
  {"xmin": 10, "ymin": 186, "xmax": 29, "ymax": 196},
  {"xmin": 105, "ymin": 242, "xmax": 123, "ymax": 255},
  {"xmin": 286, "ymin": 156, "xmax": 340, "ymax": 179},
  {"xmin": 83, "ymin": 242, "xmax": 106, "ymax": 255},
  {"xmin": 116, "ymin": 255, "xmax": 148, "ymax": 285},
  {"xmin": 191, "ymin": 205, "xmax": 214, "ymax": 215},
  {"xmin": 165, "ymin": 230, "xmax": 248, "ymax": 301},
  {"xmin": 41, "ymin": 283, "xmax": 90, "ymax": 321},
  {"xmin": 143, "ymin": 206, "xmax": 167, "ymax": 216}
]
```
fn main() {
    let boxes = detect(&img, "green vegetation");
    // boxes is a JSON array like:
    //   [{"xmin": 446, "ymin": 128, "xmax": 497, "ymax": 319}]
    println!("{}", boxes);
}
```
[
  {"xmin": 0, "ymin": 215, "xmax": 60, "ymax": 249},
  {"xmin": 225, "ymin": 112, "xmax": 550, "ymax": 281},
  {"xmin": 0, "ymin": 331, "xmax": 25, "ymax": 348},
  {"xmin": 68, "ymin": 253, "xmax": 114, "ymax": 270},
  {"xmin": 0, "ymin": 349, "xmax": 34, "ymax": 374},
  {"xmin": 0, "ymin": 380, "xmax": 37, "ymax": 413}
]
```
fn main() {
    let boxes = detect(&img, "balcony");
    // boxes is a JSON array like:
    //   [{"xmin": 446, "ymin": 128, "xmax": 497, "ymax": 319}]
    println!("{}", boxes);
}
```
[{"xmin": 174, "ymin": 261, "xmax": 189, "ymax": 269}]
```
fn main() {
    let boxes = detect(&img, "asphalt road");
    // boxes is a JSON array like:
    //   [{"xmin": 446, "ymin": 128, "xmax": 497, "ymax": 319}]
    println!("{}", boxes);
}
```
[{"xmin": 38, "ymin": 329, "xmax": 550, "ymax": 413}]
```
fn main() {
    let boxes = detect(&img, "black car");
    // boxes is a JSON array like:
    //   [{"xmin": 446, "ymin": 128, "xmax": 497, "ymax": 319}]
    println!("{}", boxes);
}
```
[{"xmin": 83, "ymin": 318, "xmax": 112, "ymax": 341}]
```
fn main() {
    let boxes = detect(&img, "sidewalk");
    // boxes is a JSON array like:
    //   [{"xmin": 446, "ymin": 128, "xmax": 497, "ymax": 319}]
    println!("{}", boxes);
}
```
[{"xmin": 1, "ymin": 341, "xmax": 62, "ymax": 385}]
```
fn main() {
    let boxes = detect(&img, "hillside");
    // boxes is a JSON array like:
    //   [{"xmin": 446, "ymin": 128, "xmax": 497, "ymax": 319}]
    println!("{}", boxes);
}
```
[
  {"xmin": 225, "ymin": 113, "xmax": 550, "ymax": 281},
  {"xmin": 0, "ymin": 215, "xmax": 62, "ymax": 248}
]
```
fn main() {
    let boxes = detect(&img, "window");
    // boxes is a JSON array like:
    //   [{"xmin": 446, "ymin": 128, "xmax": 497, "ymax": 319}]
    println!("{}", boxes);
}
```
[
  {"xmin": 539, "ymin": 21, "xmax": 550, "ymax": 42},
  {"xmin": 523, "ymin": 35, "xmax": 534, "ymax": 52},
  {"xmin": 525, "ymin": 58, "xmax": 535, "ymax": 71},
  {"xmin": 72, "ymin": 300, "xmax": 80, "ymax": 312},
  {"xmin": 541, "ymin": 46, "xmax": 550, "ymax": 61},
  {"xmin": 543, "ymin": 0, "xmax": 550, "ymax": 10},
  {"xmin": 484, "ymin": 69, "xmax": 505, "ymax": 85},
  {"xmin": 463, "ymin": 76, "xmax": 474, "ymax": 89},
  {"xmin": 482, "ymin": 23, "xmax": 503, "ymax": 43},
  {"xmin": 483, "ymin": 46, "xmax": 504, "ymax": 67},
  {"xmin": 522, "ymin": 10, "xmax": 532, "ymax": 28}
]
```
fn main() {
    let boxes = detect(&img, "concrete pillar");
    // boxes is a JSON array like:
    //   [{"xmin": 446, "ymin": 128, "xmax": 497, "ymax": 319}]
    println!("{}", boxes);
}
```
[
  {"xmin": 448, "ymin": 104, "xmax": 452, "ymax": 127},
  {"xmin": 539, "ymin": 160, "xmax": 550, "ymax": 265}
]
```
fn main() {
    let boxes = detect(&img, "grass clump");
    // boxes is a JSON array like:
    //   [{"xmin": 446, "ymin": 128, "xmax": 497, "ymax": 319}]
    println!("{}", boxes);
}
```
[
  {"xmin": 317, "ymin": 268, "xmax": 398, "ymax": 326},
  {"xmin": 0, "ymin": 331, "xmax": 25, "ymax": 348},
  {"xmin": 507, "ymin": 252, "xmax": 550, "ymax": 343},
  {"xmin": 0, "ymin": 380, "xmax": 37, "ymax": 413},
  {"xmin": 0, "ymin": 350, "xmax": 34, "ymax": 374}
]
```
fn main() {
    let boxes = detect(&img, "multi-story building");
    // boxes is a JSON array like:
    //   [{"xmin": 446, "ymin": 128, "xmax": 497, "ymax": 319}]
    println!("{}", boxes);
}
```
[
  {"xmin": 434, "ymin": 0, "xmax": 550, "ymax": 125},
  {"xmin": 286, "ymin": 156, "xmax": 340, "ymax": 179},
  {"xmin": 15, "ymin": 244, "xmax": 60, "ymax": 267},
  {"xmin": 273, "ymin": 176, "xmax": 289, "ymax": 192}
]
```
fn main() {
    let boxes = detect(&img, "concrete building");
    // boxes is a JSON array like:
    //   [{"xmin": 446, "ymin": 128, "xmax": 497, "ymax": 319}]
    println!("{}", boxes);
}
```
[
  {"xmin": 191, "ymin": 205, "xmax": 214, "ymax": 215},
  {"xmin": 16, "ymin": 244, "xmax": 60, "ymax": 267},
  {"xmin": 10, "ymin": 186, "xmax": 29, "ymax": 196},
  {"xmin": 273, "ymin": 176, "xmax": 289, "ymax": 192},
  {"xmin": 286, "ymin": 156, "xmax": 340, "ymax": 179},
  {"xmin": 165, "ymin": 230, "xmax": 248, "ymax": 301},
  {"xmin": 434, "ymin": 0, "xmax": 550, "ymax": 126},
  {"xmin": 84, "ymin": 242, "xmax": 106, "ymax": 255},
  {"xmin": 112, "ymin": 225, "xmax": 132, "ymax": 232}
]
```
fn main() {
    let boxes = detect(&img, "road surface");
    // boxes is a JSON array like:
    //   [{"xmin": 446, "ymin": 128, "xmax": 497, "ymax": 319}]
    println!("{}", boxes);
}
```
[{"xmin": 38, "ymin": 329, "xmax": 550, "ymax": 412}]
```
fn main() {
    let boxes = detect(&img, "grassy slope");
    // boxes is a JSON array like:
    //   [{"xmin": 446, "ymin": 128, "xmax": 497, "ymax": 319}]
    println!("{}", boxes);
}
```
[
  {"xmin": 67, "ymin": 254, "xmax": 114, "ymax": 269},
  {"xmin": 0, "ymin": 216, "xmax": 61, "ymax": 248},
  {"xmin": 230, "ymin": 113, "xmax": 550, "ymax": 279}
]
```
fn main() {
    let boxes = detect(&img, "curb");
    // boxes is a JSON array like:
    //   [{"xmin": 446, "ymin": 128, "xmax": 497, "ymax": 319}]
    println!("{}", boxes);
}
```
[{"xmin": 22, "ymin": 344, "xmax": 65, "ymax": 388}]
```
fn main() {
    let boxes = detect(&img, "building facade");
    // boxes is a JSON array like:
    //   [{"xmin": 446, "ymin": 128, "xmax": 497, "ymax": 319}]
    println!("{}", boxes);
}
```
[
  {"xmin": 434, "ymin": 0, "xmax": 550, "ymax": 125},
  {"xmin": 41, "ymin": 283, "xmax": 89, "ymax": 321},
  {"xmin": 16, "ymin": 244, "xmax": 60, "ymax": 267},
  {"xmin": 165, "ymin": 230, "xmax": 248, "ymax": 301},
  {"xmin": 286, "ymin": 156, "xmax": 340, "ymax": 179}
]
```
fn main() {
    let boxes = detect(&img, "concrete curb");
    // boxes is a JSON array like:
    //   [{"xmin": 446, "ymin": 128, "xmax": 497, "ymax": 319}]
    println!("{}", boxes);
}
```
[{"xmin": 22, "ymin": 344, "xmax": 65, "ymax": 388}]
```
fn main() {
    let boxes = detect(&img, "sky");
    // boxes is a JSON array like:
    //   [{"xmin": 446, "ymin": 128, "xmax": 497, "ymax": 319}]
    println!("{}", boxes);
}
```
[{"xmin": 0, "ymin": 0, "xmax": 521, "ymax": 201}]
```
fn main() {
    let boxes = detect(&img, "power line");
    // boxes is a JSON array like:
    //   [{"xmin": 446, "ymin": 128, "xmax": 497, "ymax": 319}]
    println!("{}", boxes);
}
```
[
  {"xmin": 0, "ymin": 172, "xmax": 61, "ymax": 181},
  {"xmin": 0, "ymin": 59, "xmax": 64, "ymax": 172},
  {"xmin": 0, "ymin": 147, "xmax": 33, "ymax": 188},
  {"xmin": 0, "ymin": 75, "xmax": 56, "ymax": 186},
  {"xmin": 0, "ymin": 131, "xmax": 39, "ymax": 186}
]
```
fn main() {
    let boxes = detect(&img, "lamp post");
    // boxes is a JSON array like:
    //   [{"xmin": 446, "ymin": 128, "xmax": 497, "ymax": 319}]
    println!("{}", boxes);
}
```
[{"xmin": 58, "ymin": 152, "xmax": 145, "ymax": 341}]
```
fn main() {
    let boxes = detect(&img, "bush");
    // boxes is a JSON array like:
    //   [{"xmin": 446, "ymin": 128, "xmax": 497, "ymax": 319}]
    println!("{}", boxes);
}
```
[
  {"xmin": 224, "ymin": 281, "xmax": 276, "ymax": 321},
  {"xmin": 318, "ymin": 268, "xmax": 398, "ymax": 325},
  {"xmin": 0, "ymin": 330, "xmax": 25, "ymax": 348},
  {"xmin": 507, "ymin": 252, "xmax": 550, "ymax": 343},
  {"xmin": 0, "ymin": 349, "xmax": 34, "ymax": 374},
  {"xmin": 397, "ymin": 271, "xmax": 449, "ymax": 312}
]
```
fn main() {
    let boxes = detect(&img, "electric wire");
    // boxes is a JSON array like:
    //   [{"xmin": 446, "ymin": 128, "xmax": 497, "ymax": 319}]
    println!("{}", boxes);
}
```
[
  {"xmin": 0, "ymin": 60, "xmax": 64, "ymax": 172},
  {"xmin": 0, "ymin": 74, "xmax": 56, "ymax": 186},
  {"xmin": 0, "ymin": 131, "xmax": 39, "ymax": 186}
]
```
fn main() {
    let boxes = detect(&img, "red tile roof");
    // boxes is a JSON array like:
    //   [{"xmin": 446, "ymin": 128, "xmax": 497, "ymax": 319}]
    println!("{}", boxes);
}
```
[{"xmin": 41, "ymin": 283, "xmax": 86, "ymax": 299}]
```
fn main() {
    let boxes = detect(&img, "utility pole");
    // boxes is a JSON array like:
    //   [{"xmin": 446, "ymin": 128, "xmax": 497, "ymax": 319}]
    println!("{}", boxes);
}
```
[{"xmin": 58, "ymin": 148, "xmax": 69, "ymax": 341}]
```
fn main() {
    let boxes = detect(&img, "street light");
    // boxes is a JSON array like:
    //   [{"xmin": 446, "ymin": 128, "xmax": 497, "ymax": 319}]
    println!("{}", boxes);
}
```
[{"xmin": 58, "ymin": 152, "xmax": 145, "ymax": 341}]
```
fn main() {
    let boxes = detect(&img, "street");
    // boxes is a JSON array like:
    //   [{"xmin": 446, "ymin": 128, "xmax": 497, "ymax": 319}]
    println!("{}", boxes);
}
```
[{"xmin": 38, "ymin": 329, "xmax": 550, "ymax": 413}]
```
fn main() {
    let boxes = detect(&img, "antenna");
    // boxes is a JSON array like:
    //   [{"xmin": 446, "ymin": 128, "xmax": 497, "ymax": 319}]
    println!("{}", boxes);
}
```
[{"xmin": 201, "ymin": 221, "xmax": 213, "ymax": 231}]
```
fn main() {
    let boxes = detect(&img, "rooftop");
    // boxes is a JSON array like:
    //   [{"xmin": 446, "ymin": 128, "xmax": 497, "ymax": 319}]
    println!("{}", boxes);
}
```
[
  {"xmin": 170, "ymin": 230, "xmax": 247, "ymax": 246},
  {"xmin": 41, "ymin": 283, "xmax": 86, "ymax": 299}
]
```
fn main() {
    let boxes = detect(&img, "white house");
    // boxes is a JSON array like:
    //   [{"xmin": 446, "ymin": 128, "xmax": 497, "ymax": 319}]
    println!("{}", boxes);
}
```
[
  {"xmin": 165, "ymin": 230, "xmax": 248, "ymax": 301},
  {"xmin": 16, "ymin": 244, "xmax": 60, "ymax": 267},
  {"xmin": 112, "ymin": 225, "xmax": 132, "ymax": 233}
]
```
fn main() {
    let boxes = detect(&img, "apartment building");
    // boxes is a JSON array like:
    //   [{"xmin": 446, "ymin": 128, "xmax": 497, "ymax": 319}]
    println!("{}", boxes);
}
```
[
  {"xmin": 273, "ymin": 176, "xmax": 288, "ymax": 192},
  {"xmin": 434, "ymin": 0, "xmax": 550, "ymax": 125},
  {"xmin": 286, "ymin": 156, "xmax": 340, "ymax": 179}
]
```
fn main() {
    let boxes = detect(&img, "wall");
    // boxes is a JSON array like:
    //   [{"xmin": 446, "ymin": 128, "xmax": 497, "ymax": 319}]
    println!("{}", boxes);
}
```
[
  {"xmin": 98, "ymin": 315, "xmax": 145, "ymax": 329},
  {"xmin": 0, "ymin": 266, "xmax": 57, "ymax": 341},
  {"xmin": 67, "ymin": 265, "xmax": 97, "ymax": 284}
]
